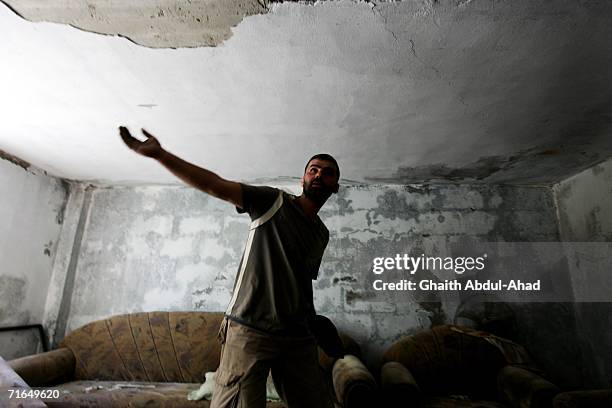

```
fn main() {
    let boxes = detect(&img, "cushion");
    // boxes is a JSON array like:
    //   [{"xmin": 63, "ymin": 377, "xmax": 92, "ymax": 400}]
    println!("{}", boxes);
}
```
[
  {"xmin": 60, "ymin": 312, "xmax": 224, "ymax": 383},
  {"xmin": 382, "ymin": 325, "xmax": 512, "ymax": 399}
]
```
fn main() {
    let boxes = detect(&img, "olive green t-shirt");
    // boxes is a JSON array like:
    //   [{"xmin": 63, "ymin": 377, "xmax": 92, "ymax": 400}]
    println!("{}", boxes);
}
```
[{"xmin": 225, "ymin": 184, "xmax": 329, "ymax": 334}]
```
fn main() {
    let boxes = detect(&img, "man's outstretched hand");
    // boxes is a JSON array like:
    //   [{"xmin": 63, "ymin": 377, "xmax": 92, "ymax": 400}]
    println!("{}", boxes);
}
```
[
  {"xmin": 118, "ymin": 125, "xmax": 242, "ymax": 208},
  {"xmin": 119, "ymin": 126, "xmax": 164, "ymax": 159}
]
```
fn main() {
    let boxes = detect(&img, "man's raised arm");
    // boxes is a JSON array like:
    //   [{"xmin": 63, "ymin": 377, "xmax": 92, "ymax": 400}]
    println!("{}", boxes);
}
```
[{"xmin": 119, "ymin": 126, "xmax": 242, "ymax": 208}]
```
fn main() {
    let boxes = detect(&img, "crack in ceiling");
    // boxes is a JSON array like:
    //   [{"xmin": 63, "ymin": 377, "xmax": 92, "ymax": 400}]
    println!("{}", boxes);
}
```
[{"xmin": 0, "ymin": 0, "xmax": 611, "ymax": 185}]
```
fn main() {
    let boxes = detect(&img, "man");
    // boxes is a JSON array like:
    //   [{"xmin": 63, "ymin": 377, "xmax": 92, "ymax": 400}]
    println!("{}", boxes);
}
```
[{"xmin": 119, "ymin": 126, "xmax": 340, "ymax": 408}]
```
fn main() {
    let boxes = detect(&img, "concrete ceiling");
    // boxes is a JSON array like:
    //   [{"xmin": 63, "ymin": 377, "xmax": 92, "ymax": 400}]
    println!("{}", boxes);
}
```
[{"xmin": 1, "ymin": 0, "xmax": 611, "ymax": 186}]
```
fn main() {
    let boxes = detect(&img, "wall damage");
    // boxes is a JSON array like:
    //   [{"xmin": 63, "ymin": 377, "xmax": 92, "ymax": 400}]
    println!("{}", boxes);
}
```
[
  {"xmin": 44, "ymin": 181, "xmax": 589, "ymax": 387},
  {"xmin": 0, "ymin": 156, "xmax": 69, "ymax": 359},
  {"xmin": 1, "ymin": 0, "xmax": 268, "ymax": 47}
]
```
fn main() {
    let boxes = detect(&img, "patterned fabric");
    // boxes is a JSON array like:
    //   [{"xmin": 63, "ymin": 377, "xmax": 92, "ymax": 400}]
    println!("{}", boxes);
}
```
[
  {"xmin": 60, "ymin": 312, "xmax": 224, "ymax": 383},
  {"xmin": 12, "ymin": 312, "xmax": 359, "ymax": 408}
]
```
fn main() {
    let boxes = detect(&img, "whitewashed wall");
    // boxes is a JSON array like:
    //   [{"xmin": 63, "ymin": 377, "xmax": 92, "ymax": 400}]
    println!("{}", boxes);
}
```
[{"xmin": 0, "ymin": 157, "xmax": 68, "ymax": 359}]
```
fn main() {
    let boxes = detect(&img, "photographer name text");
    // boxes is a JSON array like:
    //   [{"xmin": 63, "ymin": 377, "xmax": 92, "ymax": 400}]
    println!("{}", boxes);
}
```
[{"xmin": 373, "ymin": 279, "xmax": 541, "ymax": 291}]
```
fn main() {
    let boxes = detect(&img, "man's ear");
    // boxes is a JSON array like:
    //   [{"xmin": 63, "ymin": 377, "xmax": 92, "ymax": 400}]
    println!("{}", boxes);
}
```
[{"xmin": 332, "ymin": 182, "xmax": 339, "ymax": 194}]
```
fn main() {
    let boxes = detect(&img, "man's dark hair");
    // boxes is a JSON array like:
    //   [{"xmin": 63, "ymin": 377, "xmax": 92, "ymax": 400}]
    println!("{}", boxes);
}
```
[{"xmin": 304, "ymin": 154, "xmax": 340, "ymax": 180}]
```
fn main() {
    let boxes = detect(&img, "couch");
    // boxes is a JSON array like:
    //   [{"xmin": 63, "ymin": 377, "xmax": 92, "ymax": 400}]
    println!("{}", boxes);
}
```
[
  {"xmin": 380, "ymin": 325, "xmax": 560, "ymax": 408},
  {"xmin": 7, "ymin": 311, "xmax": 374, "ymax": 407},
  {"xmin": 552, "ymin": 390, "xmax": 612, "ymax": 408}
]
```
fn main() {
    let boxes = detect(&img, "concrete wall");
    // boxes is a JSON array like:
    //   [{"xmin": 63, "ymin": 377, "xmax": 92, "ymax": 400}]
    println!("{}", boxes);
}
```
[
  {"xmin": 553, "ymin": 157, "xmax": 612, "ymax": 387},
  {"xmin": 0, "ymin": 157, "xmax": 68, "ymax": 359},
  {"xmin": 49, "ymin": 181, "xmax": 587, "ymax": 387},
  {"xmin": 1, "ymin": 150, "xmax": 605, "ymax": 387},
  {"xmin": 554, "ymin": 158, "xmax": 612, "ymax": 242}
]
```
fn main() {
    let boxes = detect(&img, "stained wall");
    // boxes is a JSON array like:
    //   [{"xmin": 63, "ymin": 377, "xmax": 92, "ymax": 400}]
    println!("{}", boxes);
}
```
[
  {"xmin": 0, "ymin": 155, "xmax": 68, "ymax": 359},
  {"xmin": 553, "ymin": 157, "xmax": 612, "ymax": 387},
  {"xmin": 49, "ymin": 181, "xmax": 587, "ymax": 387}
]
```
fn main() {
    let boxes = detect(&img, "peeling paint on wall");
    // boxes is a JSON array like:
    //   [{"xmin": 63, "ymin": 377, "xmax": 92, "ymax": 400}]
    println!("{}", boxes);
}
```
[
  {"xmin": 58, "ymin": 181, "xmax": 578, "ymax": 383},
  {"xmin": 312, "ymin": 183, "xmax": 578, "ymax": 378},
  {"xmin": 0, "ymin": 276, "xmax": 27, "ymax": 322},
  {"xmin": 63, "ymin": 186, "xmax": 249, "ymax": 331}
]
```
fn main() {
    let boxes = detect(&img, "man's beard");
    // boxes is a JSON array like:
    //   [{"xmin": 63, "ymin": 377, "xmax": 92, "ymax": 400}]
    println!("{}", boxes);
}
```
[{"xmin": 303, "ymin": 180, "xmax": 333, "ymax": 206}]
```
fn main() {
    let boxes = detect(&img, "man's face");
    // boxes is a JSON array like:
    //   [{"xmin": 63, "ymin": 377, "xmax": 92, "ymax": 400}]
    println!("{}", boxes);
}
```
[{"xmin": 302, "ymin": 158, "xmax": 339, "ymax": 204}]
